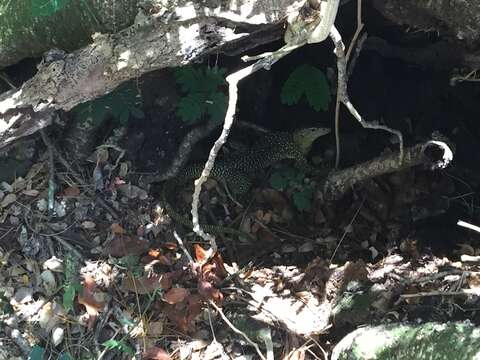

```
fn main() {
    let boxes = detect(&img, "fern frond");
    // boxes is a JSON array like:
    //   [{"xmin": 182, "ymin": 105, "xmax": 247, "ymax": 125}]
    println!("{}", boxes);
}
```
[
  {"xmin": 281, "ymin": 64, "xmax": 331, "ymax": 112},
  {"xmin": 174, "ymin": 65, "xmax": 228, "ymax": 124},
  {"xmin": 72, "ymin": 82, "xmax": 144, "ymax": 125},
  {"xmin": 202, "ymin": 67, "xmax": 227, "ymax": 93},
  {"xmin": 174, "ymin": 67, "xmax": 202, "ymax": 93},
  {"xmin": 205, "ymin": 92, "xmax": 227, "ymax": 124},
  {"xmin": 177, "ymin": 93, "xmax": 205, "ymax": 124}
]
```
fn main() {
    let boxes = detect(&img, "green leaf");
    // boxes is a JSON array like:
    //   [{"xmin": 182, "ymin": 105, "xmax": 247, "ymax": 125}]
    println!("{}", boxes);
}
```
[
  {"xmin": 281, "ymin": 64, "xmax": 331, "ymax": 112},
  {"xmin": 174, "ymin": 67, "xmax": 202, "ymax": 93},
  {"xmin": 292, "ymin": 188, "xmax": 314, "ymax": 211},
  {"xmin": 269, "ymin": 172, "xmax": 288, "ymax": 191},
  {"xmin": 177, "ymin": 93, "xmax": 205, "ymax": 124},
  {"xmin": 28, "ymin": 345, "xmax": 45, "ymax": 360},
  {"xmin": 31, "ymin": 0, "xmax": 69, "ymax": 17},
  {"xmin": 103, "ymin": 339, "xmax": 135, "ymax": 355},
  {"xmin": 71, "ymin": 82, "xmax": 143, "ymax": 126},
  {"xmin": 202, "ymin": 67, "xmax": 227, "ymax": 93},
  {"xmin": 174, "ymin": 66, "xmax": 228, "ymax": 124},
  {"xmin": 63, "ymin": 283, "xmax": 76, "ymax": 313},
  {"xmin": 205, "ymin": 92, "xmax": 227, "ymax": 124}
]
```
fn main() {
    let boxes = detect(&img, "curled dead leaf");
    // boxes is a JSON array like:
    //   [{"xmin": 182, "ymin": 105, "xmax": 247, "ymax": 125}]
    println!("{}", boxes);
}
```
[
  {"xmin": 104, "ymin": 234, "xmax": 149, "ymax": 257},
  {"xmin": 164, "ymin": 287, "xmax": 189, "ymax": 305},
  {"xmin": 198, "ymin": 279, "xmax": 223, "ymax": 302},
  {"xmin": 121, "ymin": 271, "xmax": 182, "ymax": 294},
  {"xmin": 110, "ymin": 223, "xmax": 126, "ymax": 235},
  {"xmin": 194, "ymin": 244, "xmax": 207, "ymax": 263},
  {"xmin": 142, "ymin": 346, "xmax": 172, "ymax": 360},
  {"xmin": 78, "ymin": 276, "xmax": 104, "ymax": 330},
  {"xmin": 63, "ymin": 186, "xmax": 80, "ymax": 197}
]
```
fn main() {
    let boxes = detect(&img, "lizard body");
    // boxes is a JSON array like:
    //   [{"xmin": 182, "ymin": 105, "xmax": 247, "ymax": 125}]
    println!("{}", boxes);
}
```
[{"xmin": 162, "ymin": 127, "xmax": 330, "ymax": 237}]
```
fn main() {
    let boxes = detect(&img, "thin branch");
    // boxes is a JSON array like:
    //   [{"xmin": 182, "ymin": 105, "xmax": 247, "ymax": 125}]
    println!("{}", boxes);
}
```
[
  {"xmin": 400, "ymin": 289, "xmax": 480, "ymax": 299},
  {"xmin": 173, "ymin": 231, "xmax": 195, "ymax": 265},
  {"xmin": 457, "ymin": 220, "xmax": 480, "ymax": 234},
  {"xmin": 330, "ymin": 196, "xmax": 365, "ymax": 262},
  {"xmin": 334, "ymin": 0, "xmax": 364, "ymax": 168},
  {"xmin": 190, "ymin": 57, "xmax": 281, "ymax": 260},
  {"xmin": 192, "ymin": 0, "xmax": 342, "ymax": 260},
  {"xmin": 330, "ymin": 25, "xmax": 404, "ymax": 166},
  {"xmin": 39, "ymin": 129, "xmax": 56, "ymax": 216},
  {"xmin": 209, "ymin": 300, "xmax": 267, "ymax": 360}
]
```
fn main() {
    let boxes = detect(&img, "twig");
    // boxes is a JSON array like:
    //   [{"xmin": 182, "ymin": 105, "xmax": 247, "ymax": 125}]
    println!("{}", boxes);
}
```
[
  {"xmin": 190, "ymin": 59, "xmax": 279, "ymax": 260},
  {"xmin": 330, "ymin": 25, "xmax": 404, "ymax": 167},
  {"xmin": 0, "ymin": 72, "xmax": 16, "ymax": 90},
  {"xmin": 400, "ymin": 289, "xmax": 480, "ymax": 299},
  {"xmin": 457, "ymin": 220, "xmax": 480, "ymax": 234},
  {"xmin": 173, "ymin": 231, "xmax": 195, "ymax": 265},
  {"xmin": 334, "ymin": 0, "xmax": 364, "ymax": 168},
  {"xmin": 191, "ymin": 0, "xmax": 341, "ymax": 260},
  {"xmin": 41, "ymin": 129, "xmax": 119, "ymax": 219},
  {"xmin": 49, "ymin": 233, "xmax": 83, "ymax": 259},
  {"xmin": 209, "ymin": 300, "xmax": 267, "ymax": 360},
  {"xmin": 207, "ymin": 304, "xmax": 218, "ymax": 342},
  {"xmin": 330, "ymin": 196, "xmax": 365, "ymax": 262},
  {"xmin": 39, "ymin": 129, "xmax": 56, "ymax": 216},
  {"xmin": 347, "ymin": 32, "xmax": 368, "ymax": 79}
]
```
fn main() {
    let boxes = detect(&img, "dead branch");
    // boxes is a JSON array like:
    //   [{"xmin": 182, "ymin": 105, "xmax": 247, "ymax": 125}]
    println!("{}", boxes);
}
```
[
  {"xmin": 0, "ymin": 0, "xmax": 303, "ymax": 150},
  {"xmin": 322, "ymin": 139, "xmax": 454, "ymax": 200}
]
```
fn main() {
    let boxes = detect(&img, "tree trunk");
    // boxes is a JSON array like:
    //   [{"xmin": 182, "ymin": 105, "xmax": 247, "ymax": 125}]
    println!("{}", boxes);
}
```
[{"xmin": 0, "ymin": 0, "xmax": 139, "ymax": 68}]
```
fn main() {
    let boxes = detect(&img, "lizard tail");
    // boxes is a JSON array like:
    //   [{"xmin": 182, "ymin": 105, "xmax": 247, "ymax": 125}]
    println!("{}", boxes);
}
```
[{"xmin": 161, "ymin": 180, "xmax": 254, "ymax": 240}]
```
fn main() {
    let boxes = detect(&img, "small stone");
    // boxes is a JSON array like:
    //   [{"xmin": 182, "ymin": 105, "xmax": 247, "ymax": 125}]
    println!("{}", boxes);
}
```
[
  {"xmin": 1, "ymin": 193, "xmax": 16, "ymax": 208},
  {"xmin": 43, "ymin": 257, "xmax": 63, "ymax": 272},
  {"xmin": 81, "ymin": 221, "xmax": 96, "ymax": 230},
  {"xmin": 52, "ymin": 326, "xmax": 64, "ymax": 346}
]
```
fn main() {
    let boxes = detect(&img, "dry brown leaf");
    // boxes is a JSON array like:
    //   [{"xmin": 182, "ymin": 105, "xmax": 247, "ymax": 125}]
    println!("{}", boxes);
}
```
[
  {"xmin": 194, "ymin": 244, "xmax": 207, "ymax": 263},
  {"xmin": 121, "ymin": 271, "xmax": 183, "ymax": 294},
  {"xmin": 141, "ymin": 250, "xmax": 172, "ymax": 267},
  {"xmin": 78, "ymin": 276, "xmax": 103, "ymax": 330},
  {"xmin": 110, "ymin": 223, "xmax": 126, "ymax": 235},
  {"xmin": 142, "ymin": 346, "xmax": 172, "ymax": 360},
  {"xmin": 198, "ymin": 279, "xmax": 223, "ymax": 302},
  {"xmin": 63, "ymin": 186, "xmax": 80, "ymax": 197},
  {"xmin": 164, "ymin": 288, "xmax": 189, "ymax": 304},
  {"xmin": 164, "ymin": 305, "xmax": 190, "ymax": 333},
  {"xmin": 104, "ymin": 234, "xmax": 149, "ymax": 257},
  {"xmin": 211, "ymin": 253, "xmax": 228, "ymax": 279}
]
